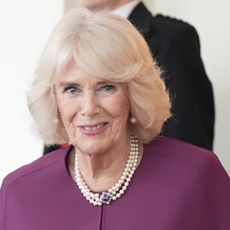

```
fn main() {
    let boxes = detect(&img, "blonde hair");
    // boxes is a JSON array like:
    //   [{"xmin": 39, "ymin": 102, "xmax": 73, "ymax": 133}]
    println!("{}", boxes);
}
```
[{"xmin": 27, "ymin": 8, "xmax": 171, "ymax": 144}]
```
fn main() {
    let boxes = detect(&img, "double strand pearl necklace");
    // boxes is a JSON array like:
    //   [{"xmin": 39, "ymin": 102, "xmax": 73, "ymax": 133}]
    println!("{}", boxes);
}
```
[{"xmin": 74, "ymin": 136, "xmax": 139, "ymax": 206}]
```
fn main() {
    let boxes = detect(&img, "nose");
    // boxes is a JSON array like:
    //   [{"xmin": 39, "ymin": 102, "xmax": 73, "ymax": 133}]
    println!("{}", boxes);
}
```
[{"xmin": 80, "ymin": 92, "xmax": 100, "ymax": 117}]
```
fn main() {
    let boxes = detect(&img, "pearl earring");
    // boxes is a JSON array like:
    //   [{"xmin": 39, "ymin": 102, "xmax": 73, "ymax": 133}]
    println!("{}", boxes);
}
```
[{"xmin": 130, "ymin": 117, "xmax": 137, "ymax": 123}]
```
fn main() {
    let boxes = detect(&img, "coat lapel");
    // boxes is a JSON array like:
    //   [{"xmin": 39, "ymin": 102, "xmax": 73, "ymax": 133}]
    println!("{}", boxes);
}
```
[{"xmin": 128, "ymin": 2, "xmax": 154, "ymax": 36}]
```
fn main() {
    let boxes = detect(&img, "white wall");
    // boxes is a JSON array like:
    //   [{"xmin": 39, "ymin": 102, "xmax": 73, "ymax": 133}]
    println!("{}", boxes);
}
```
[{"xmin": 0, "ymin": 0, "xmax": 64, "ymax": 183}]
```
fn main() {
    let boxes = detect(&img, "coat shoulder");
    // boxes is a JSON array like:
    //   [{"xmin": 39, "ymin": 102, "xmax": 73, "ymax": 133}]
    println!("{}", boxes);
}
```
[
  {"xmin": 155, "ymin": 14, "xmax": 188, "ymax": 24},
  {"xmin": 145, "ymin": 136, "xmax": 222, "ymax": 172},
  {"xmin": 154, "ymin": 14, "xmax": 194, "ymax": 32},
  {"xmin": 1, "ymin": 147, "xmax": 70, "ymax": 190}
]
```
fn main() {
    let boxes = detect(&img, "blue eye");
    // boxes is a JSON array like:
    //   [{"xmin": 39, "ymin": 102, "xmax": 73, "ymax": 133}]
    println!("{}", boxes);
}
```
[
  {"xmin": 63, "ymin": 86, "xmax": 80, "ymax": 94},
  {"xmin": 98, "ymin": 85, "xmax": 116, "ymax": 92}
]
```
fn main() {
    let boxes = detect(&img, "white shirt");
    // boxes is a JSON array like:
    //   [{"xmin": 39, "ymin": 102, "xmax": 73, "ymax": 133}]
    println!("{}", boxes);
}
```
[{"xmin": 112, "ymin": 0, "xmax": 141, "ymax": 18}]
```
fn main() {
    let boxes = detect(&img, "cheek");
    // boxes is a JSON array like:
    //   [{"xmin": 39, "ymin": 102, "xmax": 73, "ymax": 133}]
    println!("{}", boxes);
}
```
[
  {"xmin": 57, "ymin": 100, "xmax": 79, "ymax": 127},
  {"xmin": 58, "ymin": 102, "xmax": 78, "ymax": 144},
  {"xmin": 111, "ymin": 95, "xmax": 130, "ymax": 123}
]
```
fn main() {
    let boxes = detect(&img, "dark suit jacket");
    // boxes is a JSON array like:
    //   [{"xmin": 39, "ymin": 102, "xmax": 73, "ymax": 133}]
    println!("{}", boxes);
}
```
[
  {"xmin": 43, "ymin": 2, "xmax": 214, "ymax": 154},
  {"xmin": 128, "ymin": 2, "xmax": 214, "ymax": 150}
]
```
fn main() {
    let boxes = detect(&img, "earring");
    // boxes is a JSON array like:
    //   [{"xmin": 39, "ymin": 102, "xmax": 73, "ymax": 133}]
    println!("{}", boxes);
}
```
[{"xmin": 130, "ymin": 117, "xmax": 137, "ymax": 124}]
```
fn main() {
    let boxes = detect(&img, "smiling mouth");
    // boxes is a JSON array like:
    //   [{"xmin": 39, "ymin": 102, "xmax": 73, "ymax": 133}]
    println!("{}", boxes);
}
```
[
  {"xmin": 78, "ymin": 122, "xmax": 109, "ymax": 134},
  {"xmin": 81, "ymin": 122, "xmax": 108, "ymax": 131}
]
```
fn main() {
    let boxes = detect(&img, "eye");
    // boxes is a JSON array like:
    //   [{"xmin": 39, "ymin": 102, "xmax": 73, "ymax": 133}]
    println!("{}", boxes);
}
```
[
  {"xmin": 63, "ymin": 85, "xmax": 81, "ymax": 94},
  {"xmin": 97, "ymin": 84, "xmax": 116, "ymax": 94}
]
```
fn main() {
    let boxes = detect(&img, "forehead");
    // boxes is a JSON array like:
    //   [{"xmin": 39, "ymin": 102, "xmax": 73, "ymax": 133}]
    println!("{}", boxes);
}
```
[
  {"xmin": 55, "ymin": 61, "xmax": 129, "ymax": 94},
  {"xmin": 56, "ymin": 61, "xmax": 91, "ymax": 82},
  {"xmin": 56, "ymin": 61, "xmax": 108, "ymax": 85}
]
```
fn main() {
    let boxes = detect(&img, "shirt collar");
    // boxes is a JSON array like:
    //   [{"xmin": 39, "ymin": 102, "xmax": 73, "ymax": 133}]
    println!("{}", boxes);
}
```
[{"xmin": 112, "ymin": 0, "xmax": 141, "ymax": 18}]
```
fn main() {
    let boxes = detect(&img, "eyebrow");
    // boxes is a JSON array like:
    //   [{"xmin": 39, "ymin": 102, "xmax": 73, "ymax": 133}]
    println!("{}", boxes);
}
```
[
  {"xmin": 58, "ymin": 80, "xmax": 114, "ymax": 87},
  {"xmin": 58, "ymin": 81, "xmax": 80, "ymax": 87}
]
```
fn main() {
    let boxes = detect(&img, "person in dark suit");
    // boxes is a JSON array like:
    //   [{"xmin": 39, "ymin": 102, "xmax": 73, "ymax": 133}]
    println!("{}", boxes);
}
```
[
  {"xmin": 128, "ymin": 2, "xmax": 214, "ymax": 150},
  {"xmin": 44, "ymin": 0, "xmax": 214, "ymax": 154}
]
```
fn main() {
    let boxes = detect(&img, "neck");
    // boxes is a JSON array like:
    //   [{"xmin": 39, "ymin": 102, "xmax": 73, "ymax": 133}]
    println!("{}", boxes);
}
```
[
  {"xmin": 89, "ymin": 0, "xmax": 131, "ymax": 11},
  {"xmin": 109, "ymin": 0, "xmax": 131, "ymax": 10},
  {"xmin": 73, "ymin": 135, "xmax": 130, "ymax": 192}
]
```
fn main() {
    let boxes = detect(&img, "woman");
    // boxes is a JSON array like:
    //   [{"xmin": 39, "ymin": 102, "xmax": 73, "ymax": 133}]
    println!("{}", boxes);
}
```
[{"xmin": 0, "ymin": 8, "xmax": 229, "ymax": 230}]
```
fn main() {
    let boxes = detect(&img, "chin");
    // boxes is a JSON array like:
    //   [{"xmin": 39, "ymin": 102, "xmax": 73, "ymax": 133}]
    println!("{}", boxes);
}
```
[{"xmin": 73, "ymin": 135, "xmax": 108, "ymax": 155}]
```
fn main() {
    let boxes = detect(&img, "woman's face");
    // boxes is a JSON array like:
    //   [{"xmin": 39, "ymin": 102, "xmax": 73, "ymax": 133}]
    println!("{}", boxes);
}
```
[{"xmin": 55, "ymin": 61, "xmax": 131, "ymax": 155}]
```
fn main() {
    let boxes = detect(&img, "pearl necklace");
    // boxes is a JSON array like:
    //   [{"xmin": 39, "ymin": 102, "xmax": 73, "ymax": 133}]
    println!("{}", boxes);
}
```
[{"xmin": 74, "ymin": 136, "xmax": 139, "ymax": 206}]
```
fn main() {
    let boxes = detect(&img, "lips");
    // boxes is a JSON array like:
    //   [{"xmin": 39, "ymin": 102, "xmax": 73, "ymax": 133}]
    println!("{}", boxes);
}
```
[
  {"xmin": 81, "ymin": 123, "xmax": 107, "ymax": 131},
  {"xmin": 77, "ymin": 122, "xmax": 109, "ymax": 135}
]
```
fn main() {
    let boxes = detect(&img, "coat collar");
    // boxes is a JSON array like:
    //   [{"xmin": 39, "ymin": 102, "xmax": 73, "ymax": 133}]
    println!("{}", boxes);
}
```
[{"xmin": 128, "ymin": 2, "xmax": 154, "ymax": 35}]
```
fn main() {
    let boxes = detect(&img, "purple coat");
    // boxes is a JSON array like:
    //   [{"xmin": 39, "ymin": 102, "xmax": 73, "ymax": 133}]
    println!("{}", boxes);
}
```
[{"xmin": 1, "ymin": 136, "xmax": 230, "ymax": 230}]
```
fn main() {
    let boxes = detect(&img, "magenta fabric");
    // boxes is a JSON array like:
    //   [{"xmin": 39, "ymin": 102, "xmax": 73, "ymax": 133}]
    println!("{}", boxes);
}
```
[{"xmin": 1, "ymin": 136, "xmax": 230, "ymax": 230}]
